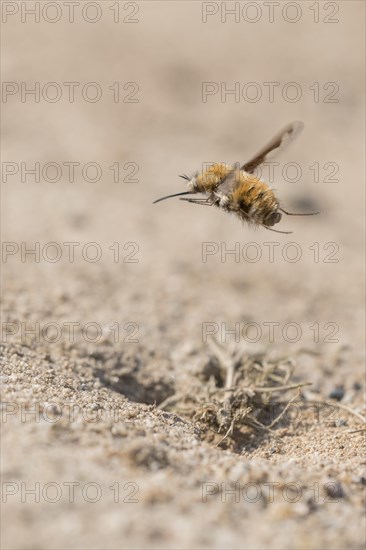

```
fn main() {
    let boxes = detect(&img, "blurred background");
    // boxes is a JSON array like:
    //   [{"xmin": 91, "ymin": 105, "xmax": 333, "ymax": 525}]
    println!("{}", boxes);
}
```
[{"xmin": 2, "ymin": 1, "xmax": 365, "ymax": 548}]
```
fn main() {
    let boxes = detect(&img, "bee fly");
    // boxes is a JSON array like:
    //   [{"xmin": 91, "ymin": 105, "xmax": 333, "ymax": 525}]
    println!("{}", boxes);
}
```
[{"xmin": 153, "ymin": 121, "xmax": 319, "ymax": 234}]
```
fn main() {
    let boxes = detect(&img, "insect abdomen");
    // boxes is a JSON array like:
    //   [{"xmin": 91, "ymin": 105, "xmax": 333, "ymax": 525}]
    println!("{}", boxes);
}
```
[{"xmin": 231, "ymin": 175, "xmax": 280, "ymax": 226}]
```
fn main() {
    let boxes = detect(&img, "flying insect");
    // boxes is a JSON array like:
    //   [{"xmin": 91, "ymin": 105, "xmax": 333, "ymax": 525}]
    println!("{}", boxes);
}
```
[{"xmin": 153, "ymin": 121, "xmax": 319, "ymax": 234}]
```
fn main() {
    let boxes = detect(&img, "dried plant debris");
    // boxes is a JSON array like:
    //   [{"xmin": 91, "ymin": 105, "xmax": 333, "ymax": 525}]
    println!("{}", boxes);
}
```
[{"xmin": 159, "ymin": 339, "xmax": 311, "ymax": 450}]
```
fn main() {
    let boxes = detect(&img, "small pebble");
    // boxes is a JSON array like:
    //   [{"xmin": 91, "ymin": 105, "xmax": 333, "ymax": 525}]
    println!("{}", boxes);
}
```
[
  {"xmin": 329, "ymin": 386, "xmax": 345, "ymax": 401},
  {"xmin": 324, "ymin": 481, "xmax": 345, "ymax": 500}
]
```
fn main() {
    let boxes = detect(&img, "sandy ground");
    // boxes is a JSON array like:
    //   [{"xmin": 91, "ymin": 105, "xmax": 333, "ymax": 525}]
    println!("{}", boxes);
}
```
[{"xmin": 1, "ymin": 1, "xmax": 365, "ymax": 548}]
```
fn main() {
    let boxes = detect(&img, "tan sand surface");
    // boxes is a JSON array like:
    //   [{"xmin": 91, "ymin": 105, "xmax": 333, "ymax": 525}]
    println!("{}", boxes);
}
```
[{"xmin": 1, "ymin": 1, "xmax": 365, "ymax": 548}]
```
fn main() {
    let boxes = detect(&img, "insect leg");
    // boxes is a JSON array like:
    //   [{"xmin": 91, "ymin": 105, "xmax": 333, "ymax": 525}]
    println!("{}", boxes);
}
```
[
  {"xmin": 280, "ymin": 208, "xmax": 320, "ymax": 216},
  {"xmin": 263, "ymin": 225, "xmax": 293, "ymax": 235},
  {"xmin": 180, "ymin": 197, "xmax": 214, "ymax": 206}
]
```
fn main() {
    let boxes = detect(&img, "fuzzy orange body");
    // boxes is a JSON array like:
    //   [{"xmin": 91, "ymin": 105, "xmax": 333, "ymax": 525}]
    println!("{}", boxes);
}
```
[
  {"xmin": 190, "ymin": 163, "xmax": 281, "ymax": 227},
  {"xmin": 193, "ymin": 163, "xmax": 233, "ymax": 192},
  {"xmin": 230, "ymin": 175, "xmax": 280, "ymax": 226},
  {"xmin": 153, "ymin": 122, "xmax": 319, "ymax": 233}
]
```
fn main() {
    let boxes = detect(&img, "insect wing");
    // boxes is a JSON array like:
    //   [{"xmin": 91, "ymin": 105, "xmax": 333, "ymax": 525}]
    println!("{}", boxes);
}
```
[
  {"xmin": 242, "ymin": 121, "xmax": 304, "ymax": 173},
  {"xmin": 216, "ymin": 163, "xmax": 259, "ymax": 196},
  {"xmin": 215, "ymin": 169, "xmax": 240, "ymax": 196}
]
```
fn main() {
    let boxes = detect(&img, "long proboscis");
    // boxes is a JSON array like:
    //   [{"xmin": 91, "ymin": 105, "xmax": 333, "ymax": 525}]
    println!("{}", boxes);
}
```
[{"xmin": 153, "ymin": 191, "xmax": 194, "ymax": 204}]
